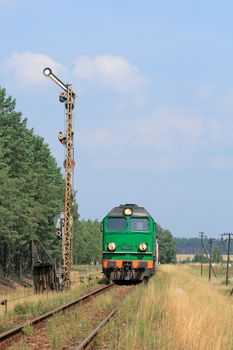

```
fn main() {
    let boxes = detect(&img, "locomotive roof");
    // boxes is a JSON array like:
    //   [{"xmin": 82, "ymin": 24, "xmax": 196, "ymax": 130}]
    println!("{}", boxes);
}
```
[{"xmin": 106, "ymin": 204, "xmax": 152, "ymax": 218}]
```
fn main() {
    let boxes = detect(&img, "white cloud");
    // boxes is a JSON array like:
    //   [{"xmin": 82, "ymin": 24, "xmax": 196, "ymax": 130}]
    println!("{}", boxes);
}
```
[
  {"xmin": 73, "ymin": 55, "xmax": 148, "ymax": 94},
  {"xmin": 220, "ymin": 87, "xmax": 233, "ymax": 109},
  {"xmin": 3, "ymin": 52, "xmax": 65, "ymax": 87},
  {"xmin": 196, "ymin": 83, "xmax": 217, "ymax": 99},
  {"xmin": 205, "ymin": 119, "xmax": 222, "ymax": 142},
  {"xmin": 78, "ymin": 106, "xmax": 227, "ymax": 173},
  {"xmin": 79, "ymin": 129, "xmax": 127, "ymax": 156},
  {"xmin": 80, "ymin": 108, "xmax": 222, "ymax": 159},
  {"xmin": 79, "ymin": 106, "xmax": 226, "ymax": 156},
  {"xmin": 131, "ymin": 107, "xmax": 205, "ymax": 151},
  {"xmin": 90, "ymin": 154, "xmax": 180, "ymax": 173},
  {"xmin": 79, "ymin": 108, "xmax": 205, "ymax": 155}
]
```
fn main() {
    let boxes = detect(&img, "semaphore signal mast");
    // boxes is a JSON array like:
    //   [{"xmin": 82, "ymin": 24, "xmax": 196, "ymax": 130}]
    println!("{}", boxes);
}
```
[{"xmin": 43, "ymin": 67, "xmax": 76, "ymax": 289}]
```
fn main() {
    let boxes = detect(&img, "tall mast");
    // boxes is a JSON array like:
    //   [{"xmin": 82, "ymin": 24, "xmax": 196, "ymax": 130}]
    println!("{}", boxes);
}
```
[
  {"xmin": 63, "ymin": 82, "xmax": 74, "ymax": 288},
  {"xmin": 43, "ymin": 68, "xmax": 76, "ymax": 289}
]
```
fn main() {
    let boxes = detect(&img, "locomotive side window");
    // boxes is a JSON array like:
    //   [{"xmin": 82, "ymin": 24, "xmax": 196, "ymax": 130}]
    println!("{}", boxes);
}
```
[
  {"xmin": 107, "ymin": 218, "xmax": 126, "ymax": 231},
  {"xmin": 130, "ymin": 218, "xmax": 149, "ymax": 231}
]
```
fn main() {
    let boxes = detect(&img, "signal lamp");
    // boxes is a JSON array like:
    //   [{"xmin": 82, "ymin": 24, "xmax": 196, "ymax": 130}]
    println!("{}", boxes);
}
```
[
  {"xmin": 108, "ymin": 242, "xmax": 116, "ymax": 251},
  {"xmin": 43, "ymin": 66, "xmax": 68, "ymax": 92},
  {"xmin": 123, "ymin": 207, "xmax": 132, "ymax": 216},
  {"xmin": 43, "ymin": 67, "xmax": 52, "ymax": 76},
  {"xmin": 59, "ymin": 92, "xmax": 67, "ymax": 103},
  {"xmin": 139, "ymin": 243, "xmax": 147, "ymax": 252}
]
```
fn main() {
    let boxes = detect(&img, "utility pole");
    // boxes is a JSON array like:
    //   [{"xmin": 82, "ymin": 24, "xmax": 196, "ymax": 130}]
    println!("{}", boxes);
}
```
[
  {"xmin": 221, "ymin": 233, "xmax": 233, "ymax": 286},
  {"xmin": 220, "ymin": 235, "xmax": 224, "ymax": 267},
  {"xmin": 156, "ymin": 239, "xmax": 159, "ymax": 265},
  {"xmin": 43, "ymin": 68, "xmax": 76, "ymax": 289},
  {"xmin": 208, "ymin": 238, "xmax": 213, "ymax": 281},
  {"xmin": 199, "ymin": 232, "xmax": 217, "ymax": 278},
  {"xmin": 199, "ymin": 232, "xmax": 204, "ymax": 276}
]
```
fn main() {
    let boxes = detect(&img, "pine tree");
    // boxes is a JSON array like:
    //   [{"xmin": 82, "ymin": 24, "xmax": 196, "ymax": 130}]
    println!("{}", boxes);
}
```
[{"xmin": 0, "ymin": 87, "xmax": 66, "ymax": 275}]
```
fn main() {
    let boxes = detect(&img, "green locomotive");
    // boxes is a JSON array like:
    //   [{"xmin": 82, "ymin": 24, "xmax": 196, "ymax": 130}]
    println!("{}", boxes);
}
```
[{"xmin": 101, "ymin": 204, "xmax": 158, "ymax": 283}]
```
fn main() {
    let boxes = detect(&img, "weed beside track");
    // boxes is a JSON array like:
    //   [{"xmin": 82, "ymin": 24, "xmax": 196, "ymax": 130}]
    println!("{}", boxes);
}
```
[
  {"xmin": 4, "ymin": 284, "xmax": 133, "ymax": 350},
  {"xmin": 0, "ymin": 269, "xmax": 102, "ymax": 334},
  {"xmin": 95, "ymin": 265, "xmax": 233, "ymax": 350}
]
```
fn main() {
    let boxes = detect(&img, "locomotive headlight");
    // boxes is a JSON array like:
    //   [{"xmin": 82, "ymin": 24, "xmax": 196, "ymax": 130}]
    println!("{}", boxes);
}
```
[
  {"xmin": 123, "ymin": 208, "xmax": 132, "ymax": 216},
  {"xmin": 139, "ymin": 243, "xmax": 147, "ymax": 252},
  {"xmin": 108, "ymin": 242, "xmax": 116, "ymax": 251}
]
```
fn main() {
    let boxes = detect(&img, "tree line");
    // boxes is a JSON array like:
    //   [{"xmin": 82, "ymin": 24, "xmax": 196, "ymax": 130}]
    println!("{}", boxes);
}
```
[
  {"xmin": 0, "ymin": 87, "xmax": 176, "ymax": 277},
  {"xmin": 0, "ymin": 87, "xmax": 66, "ymax": 276},
  {"xmin": 175, "ymin": 237, "xmax": 233, "ymax": 255}
]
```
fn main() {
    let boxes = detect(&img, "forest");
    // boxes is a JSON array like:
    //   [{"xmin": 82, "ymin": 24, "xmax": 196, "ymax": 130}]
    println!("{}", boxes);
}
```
[
  {"xmin": 0, "ymin": 87, "xmax": 176, "ymax": 278},
  {"xmin": 175, "ymin": 237, "xmax": 233, "ymax": 255}
]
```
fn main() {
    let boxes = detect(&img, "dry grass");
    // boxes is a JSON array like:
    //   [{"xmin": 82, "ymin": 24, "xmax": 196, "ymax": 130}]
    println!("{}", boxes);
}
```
[
  {"xmin": 176, "ymin": 254, "xmax": 195, "ymax": 260},
  {"xmin": 0, "ymin": 267, "xmax": 102, "ymax": 321},
  {"xmin": 0, "ymin": 272, "xmax": 103, "ymax": 334},
  {"xmin": 176, "ymin": 254, "xmax": 233, "ymax": 261},
  {"xmin": 158, "ymin": 265, "xmax": 233, "ymax": 350},
  {"xmin": 97, "ymin": 265, "xmax": 233, "ymax": 350},
  {"xmin": 8, "ymin": 287, "xmax": 124, "ymax": 350}
]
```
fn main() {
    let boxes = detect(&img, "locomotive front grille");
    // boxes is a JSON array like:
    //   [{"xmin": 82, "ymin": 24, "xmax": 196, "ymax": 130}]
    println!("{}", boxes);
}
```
[{"xmin": 123, "ymin": 261, "xmax": 132, "ymax": 269}]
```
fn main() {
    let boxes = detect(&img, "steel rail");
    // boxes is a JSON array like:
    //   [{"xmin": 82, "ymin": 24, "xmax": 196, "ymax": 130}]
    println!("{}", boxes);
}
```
[
  {"xmin": 0, "ymin": 283, "xmax": 114, "ymax": 343},
  {"xmin": 75, "ymin": 307, "xmax": 118, "ymax": 350}
]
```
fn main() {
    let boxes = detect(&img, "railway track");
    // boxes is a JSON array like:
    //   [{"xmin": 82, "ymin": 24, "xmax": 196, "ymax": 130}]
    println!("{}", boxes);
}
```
[
  {"xmin": 75, "ymin": 307, "xmax": 118, "ymax": 349},
  {"xmin": 0, "ymin": 283, "xmax": 115, "ymax": 348},
  {"xmin": 75, "ymin": 284, "xmax": 136, "ymax": 349}
]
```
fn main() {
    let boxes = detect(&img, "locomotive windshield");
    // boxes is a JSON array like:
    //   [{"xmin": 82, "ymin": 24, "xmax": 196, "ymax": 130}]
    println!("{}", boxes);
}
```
[
  {"xmin": 130, "ymin": 218, "xmax": 149, "ymax": 231},
  {"xmin": 107, "ymin": 218, "xmax": 126, "ymax": 231}
]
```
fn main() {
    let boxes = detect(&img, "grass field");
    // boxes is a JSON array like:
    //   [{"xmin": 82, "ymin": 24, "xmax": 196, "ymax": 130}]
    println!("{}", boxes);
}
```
[
  {"xmin": 96, "ymin": 264, "xmax": 233, "ymax": 350},
  {"xmin": 0, "ymin": 266, "xmax": 103, "ymax": 333},
  {"xmin": 176, "ymin": 253, "xmax": 195, "ymax": 260},
  {"xmin": 176, "ymin": 254, "xmax": 233, "ymax": 261}
]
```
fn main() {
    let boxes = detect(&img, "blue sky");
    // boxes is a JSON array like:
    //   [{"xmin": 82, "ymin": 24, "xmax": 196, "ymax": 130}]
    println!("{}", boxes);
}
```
[{"xmin": 1, "ymin": 0, "xmax": 233, "ymax": 237}]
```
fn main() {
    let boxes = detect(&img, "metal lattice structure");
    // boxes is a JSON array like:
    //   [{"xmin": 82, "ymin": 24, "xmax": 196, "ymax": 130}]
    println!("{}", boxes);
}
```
[
  {"xmin": 43, "ymin": 68, "xmax": 76, "ymax": 289},
  {"xmin": 63, "ymin": 83, "xmax": 74, "ymax": 288}
]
